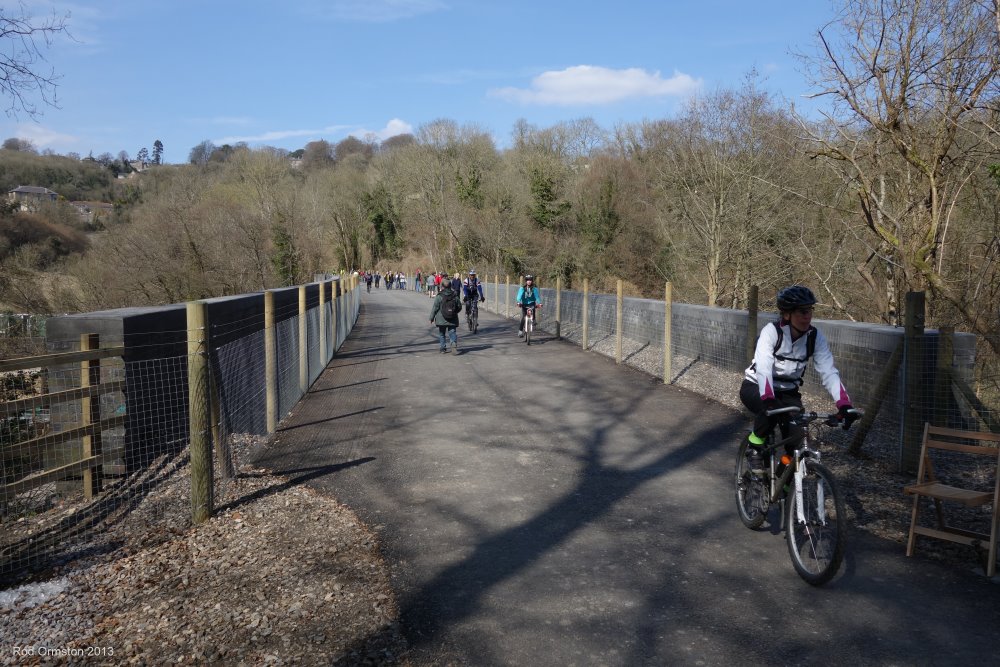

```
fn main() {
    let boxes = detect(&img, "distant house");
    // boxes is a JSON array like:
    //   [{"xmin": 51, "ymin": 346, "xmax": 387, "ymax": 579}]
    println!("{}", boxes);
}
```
[
  {"xmin": 70, "ymin": 200, "xmax": 115, "ymax": 225},
  {"xmin": 8, "ymin": 185, "xmax": 59, "ymax": 211}
]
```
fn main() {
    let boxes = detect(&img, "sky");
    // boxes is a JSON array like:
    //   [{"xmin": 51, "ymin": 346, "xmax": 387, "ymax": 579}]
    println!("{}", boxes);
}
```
[{"xmin": 1, "ymin": 1, "xmax": 843, "ymax": 165}]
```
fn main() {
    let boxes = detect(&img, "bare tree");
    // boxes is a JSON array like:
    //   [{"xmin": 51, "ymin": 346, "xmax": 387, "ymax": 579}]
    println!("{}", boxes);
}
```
[
  {"xmin": 301, "ymin": 140, "xmax": 333, "ymax": 170},
  {"xmin": 2, "ymin": 136, "xmax": 35, "ymax": 152},
  {"xmin": 0, "ymin": 4, "xmax": 70, "ymax": 118},
  {"xmin": 638, "ymin": 75, "xmax": 802, "ymax": 306},
  {"xmin": 799, "ymin": 0, "xmax": 1000, "ymax": 343}
]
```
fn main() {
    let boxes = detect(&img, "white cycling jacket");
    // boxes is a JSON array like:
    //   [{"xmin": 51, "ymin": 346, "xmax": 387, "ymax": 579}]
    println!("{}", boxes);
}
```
[{"xmin": 744, "ymin": 321, "xmax": 851, "ymax": 407}]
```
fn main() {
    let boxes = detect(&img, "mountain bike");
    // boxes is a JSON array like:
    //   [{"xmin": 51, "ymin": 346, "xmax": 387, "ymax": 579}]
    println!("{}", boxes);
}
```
[
  {"xmin": 466, "ymin": 299, "xmax": 479, "ymax": 333},
  {"xmin": 735, "ymin": 406, "xmax": 860, "ymax": 586}
]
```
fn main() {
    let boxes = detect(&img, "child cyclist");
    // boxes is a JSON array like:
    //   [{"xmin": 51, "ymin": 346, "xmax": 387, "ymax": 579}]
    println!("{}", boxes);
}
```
[{"xmin": 739, "ymin": 285, "xmax": 857, "ymax": 472}]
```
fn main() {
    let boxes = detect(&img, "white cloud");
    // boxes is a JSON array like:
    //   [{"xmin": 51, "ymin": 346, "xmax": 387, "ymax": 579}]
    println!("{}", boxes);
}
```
[
  {"xmin": 490, "ymin": 65, "xmax": 702, "ymax": 106},
  {"xmin": 350, "ymin": 118, "xmax": 414, "ymax": 141},
  {"xmin": 8, "ymin": 123, "xmax": 78, "ymax": 148},
  {"xmin": 215, "ymin": 125, "xmax": 352, "ymax": 145},
  {"xmin": 309, "ymin": 0, "xmax": 446, "ymax": 22}
]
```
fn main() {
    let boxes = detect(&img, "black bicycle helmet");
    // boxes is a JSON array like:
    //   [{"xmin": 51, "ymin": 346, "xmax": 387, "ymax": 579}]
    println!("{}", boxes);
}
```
[
  {"xmin": 524, "ymin": 274, "xmax": 534, "ymax": 282},
  {"xmin": 776, "ymin": 285, "xmax": 817, "ymax": 311}
]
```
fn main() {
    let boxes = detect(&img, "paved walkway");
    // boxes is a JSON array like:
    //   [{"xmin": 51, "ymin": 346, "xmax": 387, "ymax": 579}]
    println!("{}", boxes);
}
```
[{"xmin": 254, "ymin": 289, "xmax": 1000, "ymax": 666}]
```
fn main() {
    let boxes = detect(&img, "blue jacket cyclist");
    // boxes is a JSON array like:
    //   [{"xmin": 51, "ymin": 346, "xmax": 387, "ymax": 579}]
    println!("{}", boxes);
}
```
[{"xmin": 516, "ymin": 275, "xmax": 542, "ymax": 337}]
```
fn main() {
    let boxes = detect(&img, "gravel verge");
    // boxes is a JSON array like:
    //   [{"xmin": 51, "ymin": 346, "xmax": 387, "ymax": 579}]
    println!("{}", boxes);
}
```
[{"xmin": 1, "ymin": 459, "xmax": 407, "ymax": 666}]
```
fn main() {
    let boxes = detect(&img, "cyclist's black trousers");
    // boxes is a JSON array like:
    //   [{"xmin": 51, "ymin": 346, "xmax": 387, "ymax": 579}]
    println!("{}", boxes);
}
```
[
  {"xmin": 464, "ymin": 299, "xmax": 479, "ymax": 320},
  {"xmin": 739, "ymin": 379, "xmax": 804, "ymax": 445}
]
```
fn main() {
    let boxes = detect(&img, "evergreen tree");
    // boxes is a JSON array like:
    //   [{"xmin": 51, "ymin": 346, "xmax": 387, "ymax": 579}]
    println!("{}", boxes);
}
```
[{"xmin": 152, "ymin": 140, "xmax": 163, "ymax": 165}]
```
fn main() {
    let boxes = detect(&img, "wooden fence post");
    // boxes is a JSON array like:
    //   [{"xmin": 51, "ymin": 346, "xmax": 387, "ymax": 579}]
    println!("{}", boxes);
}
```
[
  {"xmin": 506, "ymin": 275, "xmax": 511, "ymax": 319},
  {"xmin": 299, "ymin": 285, "xmax": 308, "ymax": 395},
  {"xmin": 746, "ymin": 285, "xmax": 759, "ymax": 365},
  {"xmin": 265, "ymin": 290, "xmax": 277, "ymax": 434},
  {"xmin": 319, "ymin": 280, "xmax": 327, "ymax": 365},
  {"xmin": 80, "ymin": 333, "xmax": 101, "ymax": 500},
  {"xmin": 901, "ymin": 291, "xmax": 926, "ymax": 472},
  {"xmin": 187, "ymin": 300, "xmax": 213, "ymax": 524},
  {"xmin": 664, "ymin": 282, "xmax": 672, "ymax": 384},
  {"xmin": 582, "ymin": 278, "xmax": 590, "ymax": 351},
  {"xmin": 332, "ymin": 280, "xmax": 340, "ymax": 353},
  {"xmin": 616, "ymin": 279, "xmax": 623, "ymax": 364},
  {"xmin": 555, "ymin": 276, "xmax": 562, "ymax": 339}
]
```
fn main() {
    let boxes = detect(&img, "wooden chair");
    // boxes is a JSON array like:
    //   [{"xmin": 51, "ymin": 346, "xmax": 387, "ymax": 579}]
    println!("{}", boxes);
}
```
[{"xmin": 904, "ymin": 423, "xmax": 1000, "ymax": 577}]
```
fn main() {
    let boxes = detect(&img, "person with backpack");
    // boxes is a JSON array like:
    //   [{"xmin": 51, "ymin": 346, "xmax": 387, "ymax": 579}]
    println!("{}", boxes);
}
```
[
  {"xmin": 739, "ymin": 285, "xmax": 856, "ymax": 471},
  {"xmin": 515, "ymin": 275, "xmax": 542, "ymax": 337},
  {"xmin": 430, "ymin": 278, "xmax": 462, "ymax": 353}
]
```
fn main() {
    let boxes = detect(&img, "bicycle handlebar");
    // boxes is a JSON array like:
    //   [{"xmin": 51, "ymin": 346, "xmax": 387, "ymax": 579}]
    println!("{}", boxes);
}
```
[{"xmin": 764, "ymin": 406, "xmax": 863, "ymax": 428}]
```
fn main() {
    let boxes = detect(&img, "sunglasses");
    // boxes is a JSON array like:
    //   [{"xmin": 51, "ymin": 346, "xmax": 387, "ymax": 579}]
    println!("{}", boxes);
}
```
[{"xmin": 795, "ymin": 306, "xmax": 815, "ymax": 315}]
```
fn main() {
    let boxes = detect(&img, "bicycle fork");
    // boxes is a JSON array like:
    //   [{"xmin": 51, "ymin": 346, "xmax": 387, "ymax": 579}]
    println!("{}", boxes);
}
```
[{"xmin": 769, "ymin": 450, "xmax": 826, "ymax": 526}]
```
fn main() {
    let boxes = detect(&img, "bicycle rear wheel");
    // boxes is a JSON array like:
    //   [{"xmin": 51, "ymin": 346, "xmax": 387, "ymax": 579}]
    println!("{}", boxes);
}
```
[
  {"xmin": 786, "ymin": 461, "xmax": 846, "ymax": 586},
  {"xmin": 735, "ymin": 438, "xmax": 768, "ymax": 530}
]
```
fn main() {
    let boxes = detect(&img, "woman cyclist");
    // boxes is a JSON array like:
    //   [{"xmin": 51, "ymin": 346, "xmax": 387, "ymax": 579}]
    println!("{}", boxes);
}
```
[
  {"xmin": 740, "ymin": 285, "xmax": 856, "ymax": 471},
  {"xmin": 516, "ymin": 275, "xmax": 542, "ymax": 337}
]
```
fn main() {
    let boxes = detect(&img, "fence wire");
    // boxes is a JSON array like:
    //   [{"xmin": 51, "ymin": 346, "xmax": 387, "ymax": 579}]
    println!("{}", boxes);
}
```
[
  {"xmin": 480, "ymin": 280, "xmax": 1000, "ymax": 477},
  {"xmin": 1, "ymin": 279, "xmax": 361, "ymax": 583}
]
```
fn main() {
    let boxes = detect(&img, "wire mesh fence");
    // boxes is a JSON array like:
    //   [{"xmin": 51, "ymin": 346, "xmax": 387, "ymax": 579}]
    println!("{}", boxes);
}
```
[
  {"xmin": 1, "ymin": 277, "xmax": 361, "ymax": 583},
  {"xmin": 480, "ymin": 278, "xmax": 1000, "ymax": 477},
  {"xmin": 4, "ymin": 273, "xmax": 997, "ymax": 581}
]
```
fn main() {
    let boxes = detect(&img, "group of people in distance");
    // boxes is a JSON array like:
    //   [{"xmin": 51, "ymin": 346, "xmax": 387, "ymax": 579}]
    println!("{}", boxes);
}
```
[
  {"xmin": 418, "ymin": 271, "xmax": 458, "ymax": 297},
  {"xmin": 429, "ymin": 271, "xmax": 541, "ymax": 353},
  {"xmin": 359, "ymin": 270, "xmax": 406, "ymax": 291}
]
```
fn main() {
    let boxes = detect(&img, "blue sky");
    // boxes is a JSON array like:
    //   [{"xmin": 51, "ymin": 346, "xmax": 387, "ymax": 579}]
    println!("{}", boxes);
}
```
[{"xmin": 1, "ymin": 1, "xmax": 841, "ymax": 164}]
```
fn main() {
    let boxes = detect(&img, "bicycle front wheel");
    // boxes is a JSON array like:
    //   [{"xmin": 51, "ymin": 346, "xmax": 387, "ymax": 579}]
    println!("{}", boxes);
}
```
[
  {"xmin": 786, "ymin": 461, "xmax": 846, "ymax": 586},
  {"xmin": 735, "ymin": 438, "xmax": 768, "ymax": 530},
  {"xmin": 525, "ymin": 319, "xmax": 532, "ymax": 345}
]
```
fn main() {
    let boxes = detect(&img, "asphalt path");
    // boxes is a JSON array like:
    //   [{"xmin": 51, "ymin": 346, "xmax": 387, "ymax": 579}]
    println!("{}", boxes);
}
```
[{"xmin": 254, "ymin": 288, "xmax": 1000, "ymax": 666}]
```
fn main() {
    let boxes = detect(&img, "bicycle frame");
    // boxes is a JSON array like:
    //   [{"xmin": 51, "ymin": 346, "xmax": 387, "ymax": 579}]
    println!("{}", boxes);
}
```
[{"xmin": 759, "ymin": 408, "xmax": 837, "ymax": 522}]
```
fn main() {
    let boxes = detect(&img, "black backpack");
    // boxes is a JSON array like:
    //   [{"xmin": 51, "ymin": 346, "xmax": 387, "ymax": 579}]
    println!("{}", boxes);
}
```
[{"xmin": 440, "ymin": 290, "xmax": 460, "ymax": 319}]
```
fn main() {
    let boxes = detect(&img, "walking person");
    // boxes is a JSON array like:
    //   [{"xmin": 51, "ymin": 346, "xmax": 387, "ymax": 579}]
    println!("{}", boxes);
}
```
[{"xmin": 430, "ymin": 277, "xmax": 462, "ymax": 353}]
